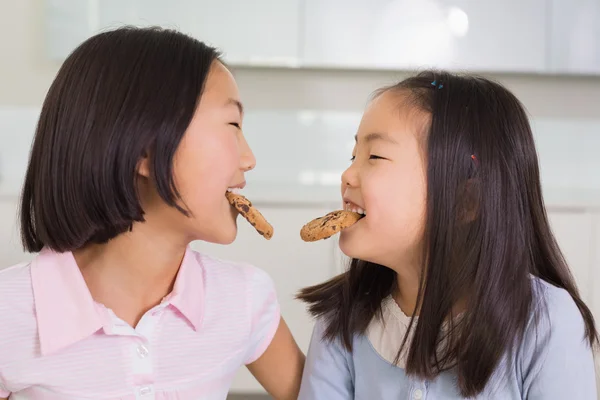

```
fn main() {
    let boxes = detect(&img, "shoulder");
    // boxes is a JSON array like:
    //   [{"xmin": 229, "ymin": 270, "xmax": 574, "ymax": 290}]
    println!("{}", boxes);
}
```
[
  {"xmin": 302, "ymin": 318, "xmax": 356, "ymax": 383},
  {"xmin": 515, "ymin": 278, "xmax": 596, "ymax": 397},
  {"xmin": 0, "ymin": 261, "xmax": 39, "ymax": 367},
  {"xmin": 531, "ymin": 277, "xmax": 585, "ymax": 330},
  {"xmin": 310, "ymin": 317, "xmax": 356, "ymax": 358},
  {"xmin": 191, "ymin": 250, "xmax": 271, "ymax": 284},
  {"xmin": 0, "ymin": 260, "xmax": 33, "ymax": 283},
  {"xmin": 0, "ymin": 261, "xmax": 36, "ymax": 313},
  {"xmin": 519, "ymin": 277, "xmax": 592, "ymax": 362},
  {"xmin": 189, "ymin": 249, "xmax": 277, "ymax": 308},
  {"xmin": 192, "ymin": 251, "xmax": 272, "ymax": 287}
]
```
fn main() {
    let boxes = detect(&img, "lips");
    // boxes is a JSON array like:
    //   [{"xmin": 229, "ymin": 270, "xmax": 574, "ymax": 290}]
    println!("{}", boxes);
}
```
[
  {"xmin": 343, "ymin": 199, "xmax": 366, "ymax": 216},
  {"xmin": 227, "ymin": 181, "xmax": 246, "ymax": 193}
]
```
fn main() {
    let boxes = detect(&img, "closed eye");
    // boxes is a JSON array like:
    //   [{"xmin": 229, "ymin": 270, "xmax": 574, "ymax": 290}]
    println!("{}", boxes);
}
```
[
  {"xmin": 230, "ymin": 122, "xmax": 241, "ymax": 129},
  {"xmin": 351, "ymin": 155, "xmax": 385, "ymax": 162}
]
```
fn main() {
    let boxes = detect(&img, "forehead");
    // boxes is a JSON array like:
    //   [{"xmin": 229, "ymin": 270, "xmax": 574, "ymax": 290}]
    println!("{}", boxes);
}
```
[
  {"xmin": 356, "ymin": 90, "xmax": 429, "ymax": 144},
  {"xmin": 199, "ymin": 61, "xmax": 241, "ymax": 108}
]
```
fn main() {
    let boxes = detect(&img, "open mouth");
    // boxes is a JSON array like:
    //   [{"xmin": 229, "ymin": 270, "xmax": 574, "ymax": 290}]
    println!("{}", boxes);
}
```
[
  {"xmin": 344, "ymin": 202, "xmax": 366, "ymax": 218},
  {"xmin": 226, "ymin": 188, "xmax": 242, "ymax": 195}
]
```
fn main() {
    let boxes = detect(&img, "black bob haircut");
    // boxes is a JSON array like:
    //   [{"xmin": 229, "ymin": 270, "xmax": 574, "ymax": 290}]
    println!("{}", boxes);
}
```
[{"xmin": 20, "ymin": 26, "xmax": 221, "ymax": 252}]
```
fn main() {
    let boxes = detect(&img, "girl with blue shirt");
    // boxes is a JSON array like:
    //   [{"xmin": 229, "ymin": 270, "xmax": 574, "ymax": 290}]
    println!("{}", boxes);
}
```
[{"xmin": 297, "ymin": 71, "xmax": 597, "ymax": 399}]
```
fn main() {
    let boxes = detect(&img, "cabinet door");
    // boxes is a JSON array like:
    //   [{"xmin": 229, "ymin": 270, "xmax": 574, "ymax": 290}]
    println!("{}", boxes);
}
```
[
  {"xmin": 549, "ymin": 0, "xmax": 600, "ymax": 75},
  {"xmin": 547, "ymin": 210, "xmax": 594, "ymax": 305},
  {"xmin": 44, "ymin": 0, "xmax": 301, "ymax": 65},
  {"xmin": 192, "ymin": 205, "xmax": 338, "ymax": 393},
  {"xmin": 302, "ymin": 0, "xmax": 547, "ymax": 72}
]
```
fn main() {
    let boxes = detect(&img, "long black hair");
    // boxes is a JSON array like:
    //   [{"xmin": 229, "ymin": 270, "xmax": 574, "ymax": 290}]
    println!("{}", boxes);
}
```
[
  {"xmin": 298, "ymin": 70, "xmax": 597, "ymax": 397},
  {"xmin": 20, "ymin": 26, "xmax": 221, "ymax": 253}
]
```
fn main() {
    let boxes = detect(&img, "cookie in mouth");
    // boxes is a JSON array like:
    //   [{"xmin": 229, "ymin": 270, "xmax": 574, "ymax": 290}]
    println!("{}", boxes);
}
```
[
  {"xmin": 226, "ymin": 190, "xmax": 274, "ymax": 240},
  {"xmin": 300, "ymin": 210, "xmax": 364, "ymax": 242}
]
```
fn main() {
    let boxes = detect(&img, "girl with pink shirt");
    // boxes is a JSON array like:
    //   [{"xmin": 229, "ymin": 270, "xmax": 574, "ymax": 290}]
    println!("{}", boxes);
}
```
[{"xmin": 0, "ymin": 26, "xmax": 303, "ymax": 400}]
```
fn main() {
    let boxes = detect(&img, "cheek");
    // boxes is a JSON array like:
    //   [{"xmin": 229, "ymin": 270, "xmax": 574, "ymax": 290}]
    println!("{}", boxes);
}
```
[
  {"xmin": 173, "ymin": 129, "xmax": 238, "ymax": 203},
  {"xmin": 360, "ymin": 171, "xmax": 388, "ymax": 215},
  {"xmin": 366, "ymin": 166, "xmax": 427, "ymax": 235}
]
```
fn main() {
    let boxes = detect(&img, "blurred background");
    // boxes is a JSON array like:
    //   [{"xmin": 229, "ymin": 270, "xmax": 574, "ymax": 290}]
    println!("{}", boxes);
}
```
[{"xmin": 1, "ymin": 0, "xmax": 599, "ymax": 398}]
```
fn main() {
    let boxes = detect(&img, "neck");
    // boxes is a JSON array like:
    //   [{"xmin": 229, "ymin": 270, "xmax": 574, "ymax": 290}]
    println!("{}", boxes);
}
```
[{"xmin": 74, "ymin": 220, "xmax": 188, "ymax": 326}]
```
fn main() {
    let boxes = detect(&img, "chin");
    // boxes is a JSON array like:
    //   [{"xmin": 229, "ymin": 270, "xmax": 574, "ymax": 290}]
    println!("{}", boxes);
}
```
[
  {"xmin": 203, "ymin": 229, "xmax": 237, "ymax": 245},
  {"xmin": 210, "ymin": 205, "xmax": 239, "ymax": 244},
  {"xmin": 339, "ymin": 232, "xmax": 382, "ymax": 265},
  {"xmin": 339, "ymin": 232, "xmax": 361, "ymax": 259},
  {"xmin": 194, "ymin": 216, "xmax": 238, "ymax": 245},
  {"xmin": 214, "ymin": 222, "xmax": 238, "ymax": 245},
  {"xmin": 217, "ymin": 234, "xmax": 237, "ymax": 245}
]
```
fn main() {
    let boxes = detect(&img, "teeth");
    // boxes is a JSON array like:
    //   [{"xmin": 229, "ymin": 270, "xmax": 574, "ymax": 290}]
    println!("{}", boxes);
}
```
[
  {"xmin": 345, "ymin": 203, "xmax": 366, "ymax": 215},
  {"xmin": 227, "ymin": 188, "xmax": 241, "ymax": 194}
]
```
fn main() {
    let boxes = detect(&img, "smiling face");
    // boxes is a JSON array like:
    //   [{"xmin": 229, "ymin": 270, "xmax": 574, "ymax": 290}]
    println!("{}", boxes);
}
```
[
  {"xmin": 138, "ymin": 61, "xmax": 256, "ymax": 245},
  {"xmin": 339, "ymin": 90, "xmax": 429, "ymax": 269}
]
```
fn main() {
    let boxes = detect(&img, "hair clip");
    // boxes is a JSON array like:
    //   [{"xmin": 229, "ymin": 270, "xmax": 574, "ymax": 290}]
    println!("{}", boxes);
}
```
[
  {"xmin": 431, "ymin": 80, "xmax": 443, "ymax": 89},
  {"xmin": 471, "ymin": 154, "xmax": 479, "ymax": 166}
]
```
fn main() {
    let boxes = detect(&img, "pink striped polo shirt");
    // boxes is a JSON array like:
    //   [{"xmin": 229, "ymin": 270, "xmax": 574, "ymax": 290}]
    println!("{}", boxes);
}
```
[{"xmin": 0, "ymin": 247, "xmax": 280, "ymax": 399}]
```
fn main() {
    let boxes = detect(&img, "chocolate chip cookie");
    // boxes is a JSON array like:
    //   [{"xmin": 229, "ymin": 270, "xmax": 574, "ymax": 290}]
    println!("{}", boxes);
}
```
[
  {"xmin": 226, "ymin": 192, "xmax": 274, "ymax": 240},
  {"xmin": 300, "ymin": 210, "xmax": 363, "ymax": 242}
]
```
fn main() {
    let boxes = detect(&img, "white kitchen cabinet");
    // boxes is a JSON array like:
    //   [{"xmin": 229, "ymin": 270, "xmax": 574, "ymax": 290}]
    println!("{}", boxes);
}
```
[
  {"xmin": 191, "ymin": 205, "xmax": 339, "ymax": 393},
  {"xmin": 547, "ymin": 210, "xmax": 594, "ymax": 306},
  {"xmin": 302, "ymin": 0, "xmax": 547, "ymax": 72},
  {"xmin": 549, "ymin": 0, "xmax": 600, "ymax": 75},
  {"xmin": 44, "ymin": 0, "xmax": 301, "ymax": 65}
]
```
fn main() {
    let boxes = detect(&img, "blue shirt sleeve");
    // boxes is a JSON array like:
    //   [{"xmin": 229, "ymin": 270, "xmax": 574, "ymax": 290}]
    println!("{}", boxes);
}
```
[
  {"xmin": 520, "ymin": 283, "xmax": 597, "ymax": 399},
  {"xmin": 298, "ymin": 318, "xmax": 355, "ymax": 399}
]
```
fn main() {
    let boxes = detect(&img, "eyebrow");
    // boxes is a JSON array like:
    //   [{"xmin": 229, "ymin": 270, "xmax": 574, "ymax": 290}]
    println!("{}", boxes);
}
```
[
  {"xmin": 226, "ymin": 98, "xmax": 244, "ymax": 116},
  {"xmin": 354, "ymin": 132, "xmax": 398, "ymax": 144}
]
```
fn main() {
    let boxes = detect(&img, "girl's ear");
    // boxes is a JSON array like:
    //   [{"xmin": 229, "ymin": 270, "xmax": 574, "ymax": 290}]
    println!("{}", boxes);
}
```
[
  {"xmin": 459, "ymin": 178, "xmax": 480, "ymax": 223},
  {"xmin": 136, "ymin": 153, "xmax": 151, "ymax": 178}
]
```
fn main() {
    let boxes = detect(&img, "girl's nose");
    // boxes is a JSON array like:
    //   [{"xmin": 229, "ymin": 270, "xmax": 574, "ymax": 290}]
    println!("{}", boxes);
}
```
[{"xmin": 239, "ymin": 135, "xmax": 256, "ymax": 172}]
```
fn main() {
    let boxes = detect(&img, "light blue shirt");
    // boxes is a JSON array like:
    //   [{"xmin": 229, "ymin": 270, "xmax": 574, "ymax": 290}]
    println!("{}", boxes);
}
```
[{"xmin": 298, "ymin": 279, "xmax": 597, "ymax": 399}]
